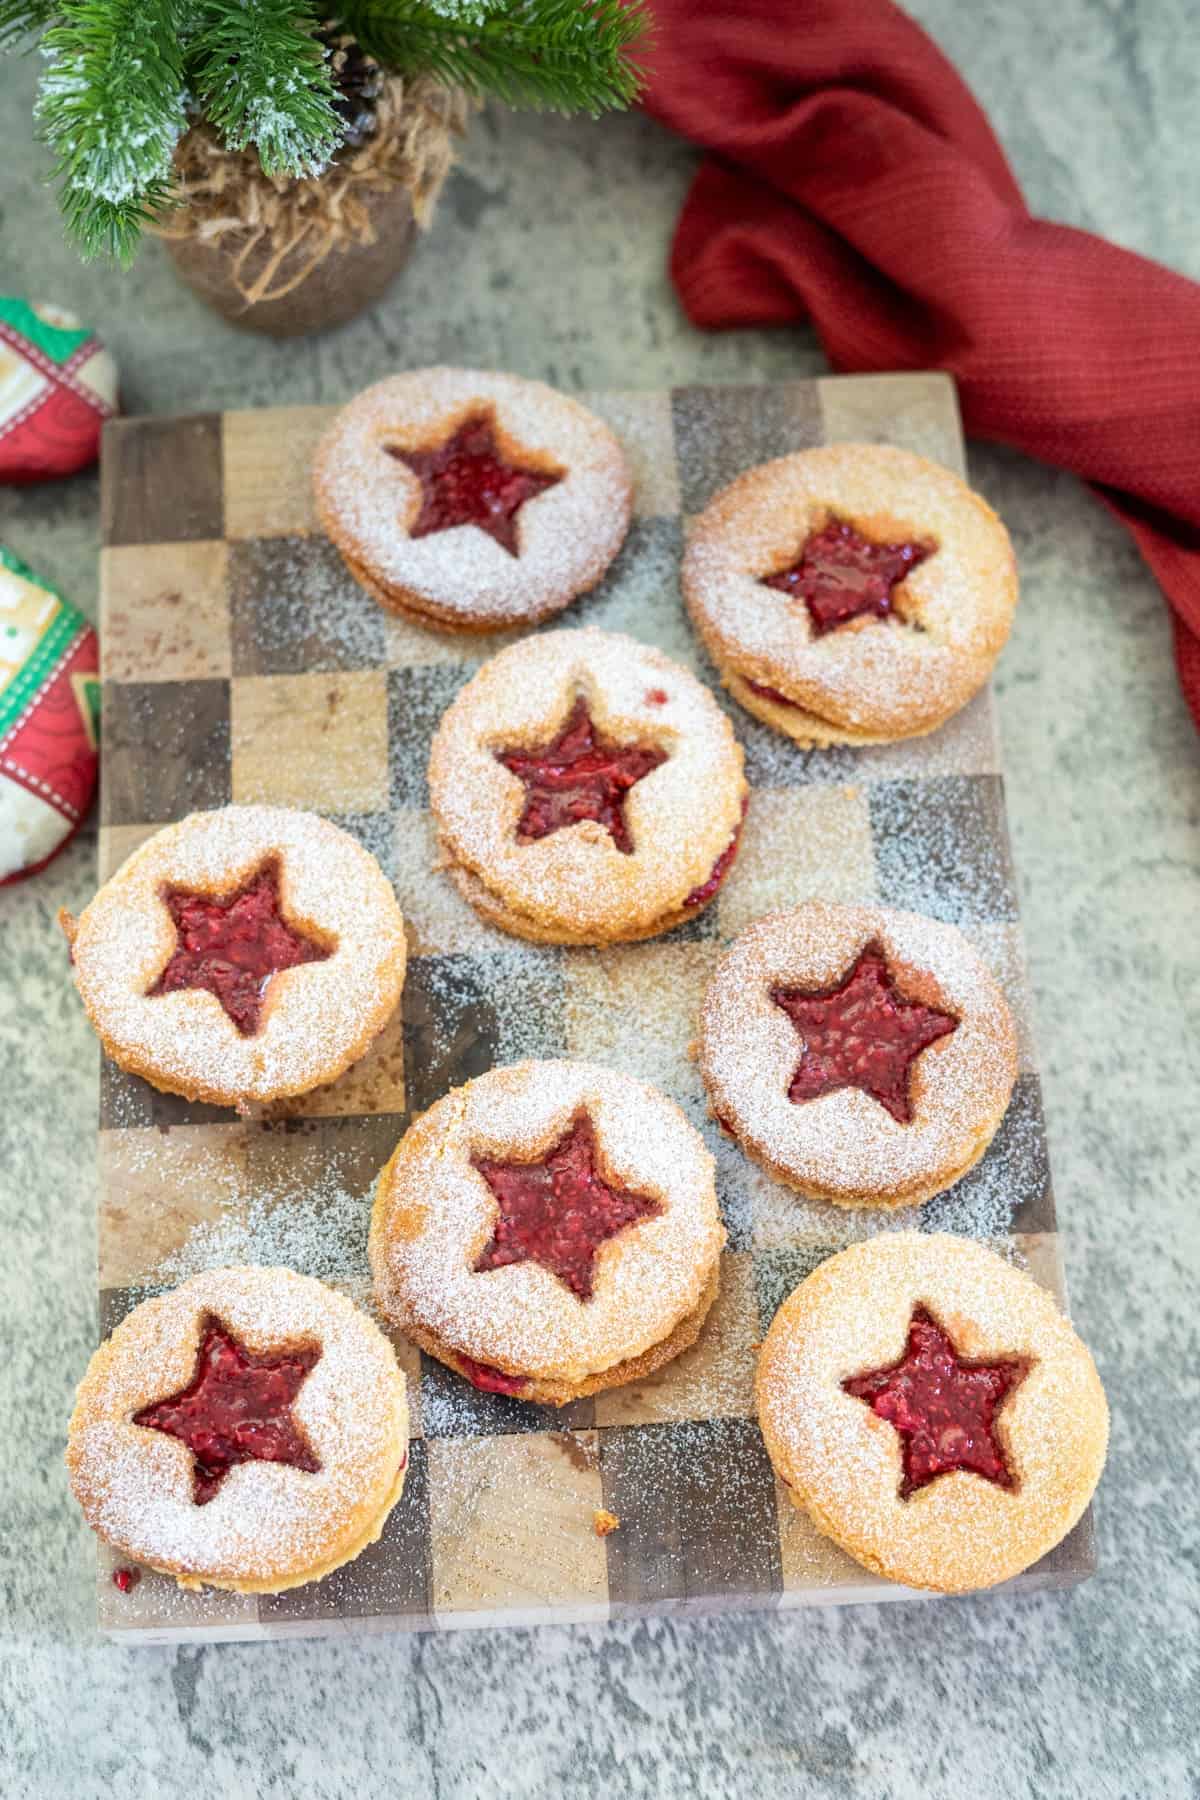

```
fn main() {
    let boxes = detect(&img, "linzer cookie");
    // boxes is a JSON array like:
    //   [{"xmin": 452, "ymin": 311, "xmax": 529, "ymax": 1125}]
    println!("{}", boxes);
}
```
[
  {"xmin": 682, "ymin": 443, "xmax": 1018, "ymax": 745},
  {"xmin": 67, "ymin": 1267, "xmax": 410, "ymax": 1594},
  {"xmin": 313, "ymin": 367, "xmax": 632, "ymax": 631},
  {"xmin": 698, "ymin": 901, "xmax": 1017, "ymax": 1208},
  {"xmin": 370, "ymin": 1060, "xmax": 726, "ymax": 1405},
  {"xmin": 757, "ymin": 1235, "xmax": 1108, "ymax": 1593},
  {"xmin": 428, "ymin": 627, "xmax": 747, "ymax": 945},
  {"xmin": 60, "ymin": 805, "xmax": 406, "ymax": 1110}
]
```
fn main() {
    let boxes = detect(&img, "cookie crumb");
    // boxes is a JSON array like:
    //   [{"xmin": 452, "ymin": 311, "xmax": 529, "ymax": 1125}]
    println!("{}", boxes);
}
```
[{"xmin": 593, "ymin": 1508, "xmax": 620, "ymax": 1538}]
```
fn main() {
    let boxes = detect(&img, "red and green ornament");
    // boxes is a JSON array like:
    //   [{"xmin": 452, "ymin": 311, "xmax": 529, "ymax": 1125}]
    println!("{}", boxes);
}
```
[
  {"xmin": 0, "ymin": 298, "xmax": 118, "ymax": 484},
  {"xmin": 0, "ymin": 547, "xmax": 99, "ymax": 884}
]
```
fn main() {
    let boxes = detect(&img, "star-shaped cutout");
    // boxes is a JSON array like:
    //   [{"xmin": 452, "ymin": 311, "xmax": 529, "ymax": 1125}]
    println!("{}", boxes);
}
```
[
  {"xmin": 496, "ymin": 698, "xmax": 667, "ymax": 856},
  {"xmin": 843, "ymin": 1308, "xmax": 1027, "ymax": 1497},
  {"xmin": 763, "ymin": 517, "xmax": 935, "ymax": 635},
  {"xmin": 133, "ymin": 1317, "xmax": 322, "ymax": 1505},
  {"xmin": 772, "ymin": 944, "xmax": 958, "ymax": 1124},
  {"xmin": 472, "ymin": 1114, "xmax": 663, "ymax": 1301},
  {"xmin": 148, "ymin": 860, "xmax": 332, "ymax": 1037},
  {"xmin": 386, "ymin": 412, "xmax": 562, "ymax": 556}
]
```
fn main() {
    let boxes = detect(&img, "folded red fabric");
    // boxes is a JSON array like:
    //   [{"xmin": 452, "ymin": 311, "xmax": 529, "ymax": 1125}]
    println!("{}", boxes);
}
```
[{"xmin": 642, "ymin": 0, "xmax": 1200, "ymax": 730}]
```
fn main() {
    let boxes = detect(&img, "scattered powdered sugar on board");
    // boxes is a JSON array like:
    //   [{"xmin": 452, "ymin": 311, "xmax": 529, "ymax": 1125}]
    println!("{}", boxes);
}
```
[{"xmin": 153, "ymin": 1184, "xmax": 372, "ymax": 1305}]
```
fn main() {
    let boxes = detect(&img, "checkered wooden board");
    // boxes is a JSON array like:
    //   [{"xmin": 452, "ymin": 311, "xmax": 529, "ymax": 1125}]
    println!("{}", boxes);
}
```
[{"xmin": 93, "ymin": 372, "xmax": 1093, "ymax": 1643}]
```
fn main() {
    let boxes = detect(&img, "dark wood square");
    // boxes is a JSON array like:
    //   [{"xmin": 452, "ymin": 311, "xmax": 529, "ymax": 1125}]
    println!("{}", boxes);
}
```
[
  {"xmin": 599, "ymin": 1419, "xmax": 783, "ymax": 1614},
  {"xmin": 101, "ymin": 679, "xmax": 231, "ymax": 825},
  {"xmin": 419, "ymin": 1354, "xmax": 595, "ymax": 1438},
  {"xmin": 401, "ymin": 951, "xmax": 566, "ymax": 1115},
  {"xmin": 922, "ymin": 1073, "xmax": 1055, "ymax": 1236},
  {"xmin": 229, "ymin": 534, "xmax": 388, "ymax": 676},
  {"xmin": 869, "ymin": 774, "xmax": 1019, "ymax": 923},
  {"xmin": 387, "ymin": 665, "xmax": 474, "ymax": 809},
  {"xmin": 671, "ymin": 380, "xmax": 824, "ymax": 516},
  {"xmin": 101, "ymin": 415, "xmax": 223, "ymax": 547}
]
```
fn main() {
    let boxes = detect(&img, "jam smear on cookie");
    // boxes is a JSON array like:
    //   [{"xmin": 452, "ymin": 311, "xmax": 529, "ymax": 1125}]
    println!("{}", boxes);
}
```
[
  {"xmin": 388, "ymin": 413, "xmax": 561, "ymax": 557},
  {"xmin": 764, "ymin": 519, "xmax": 934, "ymax": 636},
  {"xmin": 148, "ymin": 861, "xmax": 331, "ymax": 1036},
  {"xmin": 472, "ymin": 1115, "xmax": 663, "ymax": 1300},
  {"xmin": 772, "ymin": 945, "xmax": 957, "ymax": 1124},
  {"xmin": 133, "ymin": 1318, "xmax": 322, "ymax": 1504},
  {"xmin": 843, "ymin": 1307, "xmax": 1027, "ymax": 1497}
]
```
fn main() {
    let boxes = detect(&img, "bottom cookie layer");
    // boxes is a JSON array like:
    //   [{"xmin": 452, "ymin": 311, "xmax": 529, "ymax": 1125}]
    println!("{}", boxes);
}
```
[
  {"xmin": 443, "ymin": 849, "xmax": 720, "ymax": 946},
  {"xmin": 404, "ymin": 1262, "xmax": 722, "ymax": 1406},
  {"xmin": 722, "ymin": 666, "xmax": 944, "ymax": 749}
]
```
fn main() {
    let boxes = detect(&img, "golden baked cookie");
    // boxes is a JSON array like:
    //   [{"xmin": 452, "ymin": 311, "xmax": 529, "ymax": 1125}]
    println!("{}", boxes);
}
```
[
  {"xmin": 698, "ymin": 901, "xmax": 1017, "ymax": 1208},
  {"xmin": 67, "ymin": 1266, "xmax": 410, "ymax": 1594},
  {"xmin": 757, "ymin": 1233, "xmax": 1108, "ymax": 1593},
  {"xmin": 370, "ymin": 1060, "xmax": 726, "ymax": 1405},
  {"xmin": 682, "ymin": 443, "xmax": 1018, "ymax": 745},
  {"xmin": 60, "ymin": 805, "xmax": 406, "ymax": 1111},
  {"xmin": 313, "ymin": 367, "xmax": 632, "ymax": 631},
  {"xmin": 428, "ymin": 627, "xmax": 748, "ymax": 946}
]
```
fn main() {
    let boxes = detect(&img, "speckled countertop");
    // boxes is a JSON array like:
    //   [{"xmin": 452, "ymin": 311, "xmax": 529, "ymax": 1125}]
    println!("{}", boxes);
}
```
[{"xmin": 1, "ymin": 4, "xmax": 1197, "ymax": 1795}]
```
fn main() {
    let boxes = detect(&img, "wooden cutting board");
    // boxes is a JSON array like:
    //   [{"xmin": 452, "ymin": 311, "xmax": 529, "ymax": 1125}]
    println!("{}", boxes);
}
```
[{"xmin": 92, "ymin": 371, "xmax": 1093, "ymax": 1643}]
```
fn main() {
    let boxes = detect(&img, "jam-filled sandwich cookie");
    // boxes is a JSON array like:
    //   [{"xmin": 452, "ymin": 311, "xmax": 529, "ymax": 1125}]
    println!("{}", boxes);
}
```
[
  {"xmin": 61, "ymin": 805, "xmax": 406, "ymax": 1110},
  {"xmin": 699, "ymin": 901, "xmax": 1017, "ymax": 1209},
  {"xmin": 682, "ymin": 443, "xmax": 1018, "ymax": 746},
  {"xmin": 757, "ymin": 1234, "xmax": 1108, "ymax": 1593},
  {"xmin": 67, "ymin": 1267, "xmax": 410, "ymax": 1594},
  {"xmin": 429, "ymin": 627, "xmax": 747, "ymax": 945},
  {"xmin": 314, "ymin": 367, "xmax": 632, "ymax": 631},
  {"xmin": 370, "ymin": 1060, "xmax": 726, "ymax": 1405}
]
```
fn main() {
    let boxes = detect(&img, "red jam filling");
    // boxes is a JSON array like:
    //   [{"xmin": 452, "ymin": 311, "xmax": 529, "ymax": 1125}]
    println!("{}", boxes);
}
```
[
  {"xmin": 455, "ymin": 1354, "xmax": 529, "ymax": 1397},
  {"xmin": 473, "ymin": 1115, "xmax": 663, "ymax": 1301},
  {"xmin": 763, "ymin": 518, "xmax": 935, "ymax": 636},
  {"xmin": 132, "ymin": 1318, "xmax": 322, "ymax": 1505},
  {"xmin": 386, "ymin": 413, "xmax": 561, "ymax": 556},
  {"xmin": 148, "ymin": 860, "xmax": 331, "ymax": 1037},
  {"xmin": 682, "ymin": 797, "xmax": 748, "ymax": 911},
  {"xmin": 112, "ymin": 1567, "xmax": 141, "ymax": 1593},
  {"xmin": 772, "ymin": 944, "xmax": 957, "ymax": 1124},
  {"xmin": 645, "ymin": 688, "xmax": 669, "ymax": 706},
  {"xmin": 843, "ymin": 1308, "xmax": 1027, "ymax": 1497},
  {"xmin": 745, "ymin": 677, "xmax": 800, "ymax": 709},
  {"xmin": 496, "ymin": 698, "xmax": 667, "ymax": 856}
]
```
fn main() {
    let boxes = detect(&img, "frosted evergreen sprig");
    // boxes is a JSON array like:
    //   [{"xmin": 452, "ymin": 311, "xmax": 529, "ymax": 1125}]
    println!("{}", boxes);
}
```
[{"xmin": 189, "ymin": 0, "xmax": 340, "ymax": 180}]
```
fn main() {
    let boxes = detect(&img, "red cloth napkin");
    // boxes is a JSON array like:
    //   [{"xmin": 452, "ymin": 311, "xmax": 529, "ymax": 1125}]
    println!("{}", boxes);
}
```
[{"xmin": 642, "ymin": 0, "xmax": 1200, "ymax": 730}]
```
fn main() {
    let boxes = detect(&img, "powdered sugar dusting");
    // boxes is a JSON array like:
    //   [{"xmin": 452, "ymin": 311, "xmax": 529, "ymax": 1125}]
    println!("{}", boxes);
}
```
[
  {"xmin": 71, "ymin": 807, "xmax": 406, "ymax": 1105},
  {"xmin": 756, "ymin": 1234, "xmax": 1108, "ymax": 1592},
  {"xmin": 429, "ymin": 628, "xmax": 747, "ymax": 941},
  {"xmin": 370, "ymin": 1060, "xmax": 725, "ymax": 1385},
  {"xmin": 69, "ymin": 1267, "xmax": 408, "ymax": 1586},
  {"xmin": 683, "ymin": 443, "xmax": 1017, "ymax": 739},
  {"xmin": 314, "ymin": 369, "xmax": 632, "ymax": 627},
  {"xmin": 699, "ymin": 902, "xmax": 1018, "ymax": 1208}
]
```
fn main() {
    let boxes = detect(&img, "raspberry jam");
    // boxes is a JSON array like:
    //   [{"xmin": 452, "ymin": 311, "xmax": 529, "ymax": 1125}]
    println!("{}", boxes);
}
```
[
  {"xmin": 682, "ymin": 797, "xmax": 747, "ymax": 911},
  {"xmin": 843, "ymin": 1308, "xmax": 1026, "ymax": 1497},
  {"xmin": 473, "ymin": 1115, "xmax": 663, "ymax": 1301},
  {"xmin": 387, "ymin": 413, "xmax": 561, "ymax": 556},
  {"xmin": 455, "ymin": 1354, "xmax": 529, "ymax": 1396},
  {"xmin": 772, "ymin": 945, "xmax": 957, "ymax": 1124},
  {"xmin": 497, "ymin": 698, "xmax": 667, "ymax": 856},
  {"xmin": 148, "ymin": 861, "xmax": 331, "ymax": 1036},
  {"xmin": 763, "ymin": 518, "xmax": 935, "ymax": 635},
  {"xmin": 112, "ymin": 1567, "xmax": 141, "ymax": 1593},
  {"xmin": 746, "ymin": 678, "xmax": 799, "ymax": 708},
  {"xmin": 132, "ymin": 1318, "xmax": 322, "ymax": 1505}
]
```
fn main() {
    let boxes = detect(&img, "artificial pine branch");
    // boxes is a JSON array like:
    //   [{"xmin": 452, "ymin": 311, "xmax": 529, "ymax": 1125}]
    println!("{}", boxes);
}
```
[
  {"xmin": 190, "ymin": 0, "xmax": 341, "ymax": 179},
  {"xmin": 37, "ymin": 0, "xmax": 186, "ymax": 262},
  {"xmin": 337, "ymin": 0, "xmax": 648, "ymax": 114},
  {"xmin": 0, "ymin": 2, "xmax": 58, "ymax": 50}
]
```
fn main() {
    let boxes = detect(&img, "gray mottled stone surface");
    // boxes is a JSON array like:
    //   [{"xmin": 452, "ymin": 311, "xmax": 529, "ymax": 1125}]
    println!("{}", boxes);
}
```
[{"xmin": 1, "ymin": 3, "xmax": 1197, "ymax": 1794}]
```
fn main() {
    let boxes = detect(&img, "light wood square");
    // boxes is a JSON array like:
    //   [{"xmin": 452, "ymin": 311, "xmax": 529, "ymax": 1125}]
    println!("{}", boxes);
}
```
[
  {"xmin": 96, "ymin": 1541, "xmax": 264, "ymax": 1639},
  {"xmin": 581, "ymin": 387, "xmax": 681, "ymax": 518},
  {"xmin": 383, "ymin": 611, "xmax": 523, "ymax": 670},
  {"xmin": 97, "ymin": 822, "xmax": 159, "ymax": 883},
  {"xmin": 718, "ymin": 786, "xmax": 877, "ymax": 939},
  {"xmin": 222, "ymin": 405, "xmax": 335, "ymax": 540},
  {"xmin": 594, "ymin": 1252, "xmax": 758, "ymax": 1427},
  {"xmin": 98, "ymin": 1123, "xmax": 253, "ymax": 1288},
  {"xmin": 428, "ymin": 1431, "xmax": 608, "ymax": 1624},
  {"xmin": 1015, "ymin": 1232, "xmax": 1068, "ymax": 1305},
  {"xmin": 263, "ymin": 1002, "xmax": 406, "ymax": 1118},
  {"xmin": 100, "ymin": 541, "xmax": 230, "ymax": 683},
  {"xmin": 230, "ymin": 670, "xmax": 389, "ymax": 810},
  {"xmin": 392, "ymin": 806, "xmax": 512, "ymax": 955},
  {"xmin": 854, "ymin": 688, "xmax": 1002, "ymax": 781},
  {"xmin": 817, "ymin": 372, "xmax": 963, "ymax": 473},
  {"xmin": 775, "ymin": 1477, "xmax": 892, "ymax": 1598},
  {"xmin": 563, "ymin": 939, "xmax": 720, "ymax": 1108}
]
